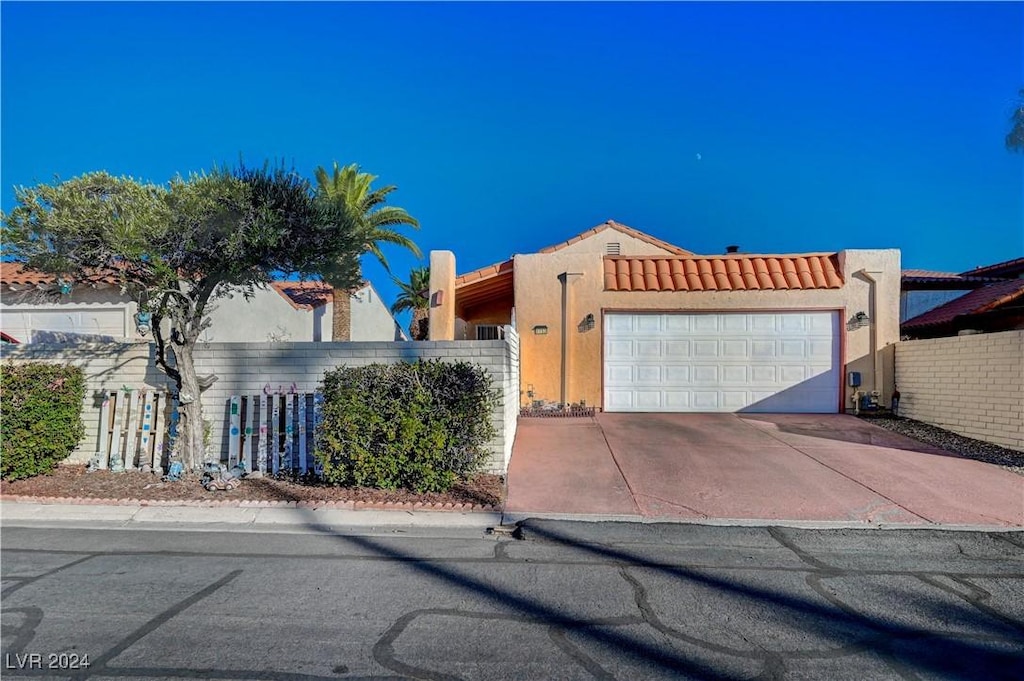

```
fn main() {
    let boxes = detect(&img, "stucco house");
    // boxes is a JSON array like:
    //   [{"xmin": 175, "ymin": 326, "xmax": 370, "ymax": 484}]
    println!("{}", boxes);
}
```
[
  {"xmin": 900, "ymin": 257, "xmax": 1024, "ymax": 339},
  {"xmin": 428, "ymin": 220, "xmax": 900, "ymax": 414},
  {"xmin": 0, "ymin": 263, "xmax": 405, "ymax": 343}
]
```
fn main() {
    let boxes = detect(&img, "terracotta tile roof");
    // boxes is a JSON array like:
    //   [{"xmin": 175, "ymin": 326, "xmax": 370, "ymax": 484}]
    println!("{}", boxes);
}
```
[
  {"xmin": 901, "ymin": 269, "xmax": 1006, "ymax": 285},
  {"xmin": 455, "ymin": 259, "xmax": 513, "ymax": 286},
  {"xmin": 538, "ymin": 220, "xmax": 692, "ymax": 256},
  {"xmin": 902, "ymin": 269, "xmax": 963, "ymax": 279},
  {"xmin": 959, "ymin": 256, "xmax": 1024, "ymax": 279},
  {"xmin": 0, "ymin": 262, "xmax": 124, "ymax": 288},
  {"xmin": 270, "ymin": 280, "xmax": 368, "ymax": 311},
  {"xmin": 603, "ymin": 254, "xmax": 844, "ymax": 292},
  {"xmin": 902, "ymin": 278, "xmax": 1024, "ymax": 330},
  {"xmin": 453, "ymin": 220, "xmax": 690, "ymax": 289}
]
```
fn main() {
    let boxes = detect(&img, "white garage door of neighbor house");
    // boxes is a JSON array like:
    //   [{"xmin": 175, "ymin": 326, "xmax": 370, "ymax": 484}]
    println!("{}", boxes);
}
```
[
  {"xmin": 2, "ymin": 309, "xmax": 126, "ymax": 343},
  {"xmin": 603, "ymin": 311, "xmax": 841, "ymax": 413}
]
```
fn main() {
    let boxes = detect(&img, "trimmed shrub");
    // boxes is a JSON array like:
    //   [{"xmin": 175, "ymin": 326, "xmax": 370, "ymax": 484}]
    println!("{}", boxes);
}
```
[
  {"xmin": 315, "ymin": 360, "xmax": 497, "ymax": 492},
  {"xmin": 0, "ymin": 362, "xmax": 86, "ymax": 481}
]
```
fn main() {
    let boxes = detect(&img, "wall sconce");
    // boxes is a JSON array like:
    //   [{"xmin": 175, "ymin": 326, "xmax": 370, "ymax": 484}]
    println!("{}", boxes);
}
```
[
  {"xmin": 533, "ymin": 325, "xmax": 548, "ymax": 335},
  {"xmin": 134, "ymin": 311, "xmax": 153, "ymax": 336},
  {"xmin": 430, "ymin": 290, "xmax": 444, "ymax": 307},
  {"xmin": 847, "ymin": 311, "xmax": 870, "ymax": 330},
  {"xmin": 578, "ymin": 313, "xmax": 595, "ymax": 332}
]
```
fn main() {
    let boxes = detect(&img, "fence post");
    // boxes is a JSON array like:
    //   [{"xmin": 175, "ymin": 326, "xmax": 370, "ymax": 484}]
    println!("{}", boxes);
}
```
[{"xmin": 228, "ymin": 396, "xmax": 241, "ymax": 468}]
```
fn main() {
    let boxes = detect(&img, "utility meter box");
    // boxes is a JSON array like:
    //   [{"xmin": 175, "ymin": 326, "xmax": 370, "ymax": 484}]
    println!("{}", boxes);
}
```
[{"xmin": 847, "ymin": 371, "xmax": 861, "ymax": 387}]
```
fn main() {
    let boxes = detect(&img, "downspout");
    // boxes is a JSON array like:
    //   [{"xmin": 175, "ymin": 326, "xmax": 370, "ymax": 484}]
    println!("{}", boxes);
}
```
[
  {"xmin": 857, "ymin": 269, "xmax": 883, "ymax": 402},
  {"xmin": 558, "ymin": 272, "xmax": 583, "ymax": 406}
]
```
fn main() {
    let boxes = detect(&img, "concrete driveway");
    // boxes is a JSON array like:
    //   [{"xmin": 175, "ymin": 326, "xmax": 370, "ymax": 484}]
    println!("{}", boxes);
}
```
[{"xmin": 505, "ymin": 413, "xmax": 1024, "ymax": 527}]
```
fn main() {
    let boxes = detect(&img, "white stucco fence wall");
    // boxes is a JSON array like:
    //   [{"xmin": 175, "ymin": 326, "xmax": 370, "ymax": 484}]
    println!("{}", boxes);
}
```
[
  {"xmin": 894, "ymin": 330, "xmax": 1023, "ymax": 451},
  {"xmin": 1, "ymin": 332, "xmax": 520, "ymax": 473}
]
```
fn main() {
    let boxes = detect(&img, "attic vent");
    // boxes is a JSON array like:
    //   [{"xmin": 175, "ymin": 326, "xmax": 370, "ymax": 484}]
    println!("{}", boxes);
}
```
[{"xmin": 606, "ymin": 242, "xmax": 621, "ymax": 255}]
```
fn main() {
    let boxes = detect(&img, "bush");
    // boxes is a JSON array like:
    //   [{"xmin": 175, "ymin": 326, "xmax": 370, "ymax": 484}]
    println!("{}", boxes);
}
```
[
  {"xmin": 0, "ymin": 362, "xmax": 86, "ymax": 481},
  {"xmin": 315, "ymin": 360, "xmax": 497, "ymax": 493}
]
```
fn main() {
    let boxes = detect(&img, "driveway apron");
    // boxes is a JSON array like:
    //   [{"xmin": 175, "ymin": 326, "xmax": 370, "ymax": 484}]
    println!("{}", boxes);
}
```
[
  {"xmin": 505, "ymin": 418, "xmax": 639, "ymax": 516},
  {"xmin": 506, "ymin": 413, "xmax": 1024, "ymax": 526}
]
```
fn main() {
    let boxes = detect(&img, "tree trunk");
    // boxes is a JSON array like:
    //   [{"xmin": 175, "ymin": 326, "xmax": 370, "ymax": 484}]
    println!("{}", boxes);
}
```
[
  {"xmin": 332, "ymin": 287, "xmax": 351, "ymax": 341},
  {"xmin": 171, "ymin": 342, "xmax": 207, "ymax": 471},
  {"xmin": 410, "ymin": 308, "xmax": 428, "ymax": 341}
]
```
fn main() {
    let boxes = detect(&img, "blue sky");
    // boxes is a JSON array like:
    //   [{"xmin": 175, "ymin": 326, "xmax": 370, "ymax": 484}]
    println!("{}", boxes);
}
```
[{"xmin": 2, "ymin": 1, "xmax": 1022, "ymax": 325}]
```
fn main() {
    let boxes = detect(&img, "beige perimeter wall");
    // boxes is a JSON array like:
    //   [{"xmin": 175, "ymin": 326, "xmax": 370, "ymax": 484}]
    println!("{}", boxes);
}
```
[
  {"xmin": 895, "ymin": 330, "xmax": 1023, "ymax": 451},
  {"xmin": 1, "ymin": 332, "xmax": 520, "ymax": 473}
]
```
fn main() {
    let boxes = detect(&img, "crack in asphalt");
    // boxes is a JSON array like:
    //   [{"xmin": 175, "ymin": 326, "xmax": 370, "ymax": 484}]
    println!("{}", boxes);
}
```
[
  {"xmin": 67, "ymin": 569, "xmax": 243, "ymax": 681},
  {"xmin": 3, "ymin": 527, "xmax": 1023, "ymax": 681},
  {"xmin": 2, "ymin": 555, "xmax": 97, "ymax": 598}
]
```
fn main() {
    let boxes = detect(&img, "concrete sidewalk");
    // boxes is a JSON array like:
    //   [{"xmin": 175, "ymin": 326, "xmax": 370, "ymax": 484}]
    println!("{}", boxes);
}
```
[{"xmin": 505, "ymin": 414, "xmax": 1024, "ymax": 528}]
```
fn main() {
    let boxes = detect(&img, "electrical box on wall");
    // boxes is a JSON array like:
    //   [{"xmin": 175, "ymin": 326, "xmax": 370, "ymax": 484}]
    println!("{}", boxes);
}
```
[{"xmin": 847, "ymin": 372, "xmax": 861, "ymax": 387}]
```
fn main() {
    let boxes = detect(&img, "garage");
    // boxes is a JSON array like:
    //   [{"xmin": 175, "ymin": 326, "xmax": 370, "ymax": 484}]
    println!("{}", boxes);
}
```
[
  {"xmin": 603, "ymin": 311, "xmax": 841, "ymax": 413},
  {"xmin": 1, "ymin": 308, "xmax": 128, "ymax": 343}
]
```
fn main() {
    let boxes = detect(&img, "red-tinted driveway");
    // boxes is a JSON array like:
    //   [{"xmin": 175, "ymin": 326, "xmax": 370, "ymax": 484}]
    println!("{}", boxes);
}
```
[{"xmin": 505, "ymin": 414, "xmax": 1024, "ymax": 526}]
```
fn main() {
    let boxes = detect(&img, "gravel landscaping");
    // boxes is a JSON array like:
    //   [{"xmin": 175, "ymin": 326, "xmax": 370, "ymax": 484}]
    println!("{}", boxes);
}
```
[{"xmin": 860, "ymin": 414, "xmax": 1024, "ymax": 475}]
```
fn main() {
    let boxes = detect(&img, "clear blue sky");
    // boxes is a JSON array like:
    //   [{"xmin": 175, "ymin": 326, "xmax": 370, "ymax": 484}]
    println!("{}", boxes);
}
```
[{"xmin": 3, "ymin": 1, "xmax": 1022, "ymax": 324}]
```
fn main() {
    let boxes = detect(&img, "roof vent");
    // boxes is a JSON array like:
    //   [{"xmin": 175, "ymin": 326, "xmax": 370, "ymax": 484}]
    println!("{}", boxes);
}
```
[
  {"xmin": 726, "ymin": 245, "xmax": 740, "ymax": 254},
  {"xmin": 606, "ymin": 242, "xmax": 621, "ymax": 255}
]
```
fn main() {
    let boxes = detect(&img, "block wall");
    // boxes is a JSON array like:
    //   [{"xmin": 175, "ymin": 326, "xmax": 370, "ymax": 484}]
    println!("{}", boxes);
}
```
[
  {"xmin": 2, "ymin": 335, "xmax": 521, "ymax": 472},
  {"xmin": 895, "ymin": 330, "xmax": 1023, "ymax": 451}
]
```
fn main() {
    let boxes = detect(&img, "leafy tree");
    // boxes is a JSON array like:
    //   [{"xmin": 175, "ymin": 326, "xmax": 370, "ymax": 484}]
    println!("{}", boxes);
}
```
[
  {"xmin": 390, "ymin": 266, "xmax": 431, "ymax": 340},
  {"xmin": 1007, "ymin": 88, "xmax": 1024, "ymax": 152},
  {"xmin": 313, "ymin": 162, "xmax": 421, "ymax": 341},
  {"xmin": 2, "ymin": 165, "xmax": 361, "ymax": 470}
]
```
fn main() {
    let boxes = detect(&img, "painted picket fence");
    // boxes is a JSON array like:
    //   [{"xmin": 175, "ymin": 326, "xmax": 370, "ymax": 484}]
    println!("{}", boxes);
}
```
[
  {"xmin": 227, "ymin": 392, "xmax": 321, "ymax": 475},
  {"xmin": 93, "ymin": 389, "xmax": 321, "ymax": 475},
  {"xmin": 95, "ymin": 389, "xmax": 173, "ymax": 472}
]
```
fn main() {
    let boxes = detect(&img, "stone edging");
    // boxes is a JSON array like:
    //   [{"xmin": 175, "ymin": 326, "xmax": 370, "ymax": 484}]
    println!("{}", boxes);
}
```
[{"xmin": 0, "ymin": 494, "xmax": 500, "ymax": 512}]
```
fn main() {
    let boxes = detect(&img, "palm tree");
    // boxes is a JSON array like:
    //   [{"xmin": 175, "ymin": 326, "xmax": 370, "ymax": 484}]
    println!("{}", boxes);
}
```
[
  {"xmin": 314, "ymin": 162, "xmax": 421, "ymax": 340},
  {"xmin": 391, "ymin": 266, "xmax": 431, "ymax": 340}
]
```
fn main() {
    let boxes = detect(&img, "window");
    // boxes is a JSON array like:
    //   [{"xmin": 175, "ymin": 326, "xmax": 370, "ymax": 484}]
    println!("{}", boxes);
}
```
[{"xmin": 476, "ymin": 325, "xmax": 502, "ymax": 340}]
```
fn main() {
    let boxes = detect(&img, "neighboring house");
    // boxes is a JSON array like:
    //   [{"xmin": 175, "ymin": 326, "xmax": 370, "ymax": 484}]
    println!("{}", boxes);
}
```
[
  {"xmin": 200, "ymin": 280, "xmax": 406, "ymax": 342},
  {"xmin": 901, "ymin": 257, "xmax": 1024, "ymax": 339},
  {"xmin": 429, "ymin": 220, "xmax": 900, "ymax": 414},
  {"xmin": 0, "ymin": 263, "xmax": 139, "ymax": 343},
  {"xmin": 0, "ymin": 262, "xmax": 406, "ymax": 343}
]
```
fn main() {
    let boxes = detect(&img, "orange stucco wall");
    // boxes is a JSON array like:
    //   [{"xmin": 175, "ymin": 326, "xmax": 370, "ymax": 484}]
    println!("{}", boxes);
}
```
[{"xmin": 512, "ymin": 247, "xmax": 901, "ymax": 411}]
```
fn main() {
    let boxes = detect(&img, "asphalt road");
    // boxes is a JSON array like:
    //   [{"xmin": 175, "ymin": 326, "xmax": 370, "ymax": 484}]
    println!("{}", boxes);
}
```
[{"xmin": 1, "ymin": 519, "xmax": 1022, "ymax": 681}]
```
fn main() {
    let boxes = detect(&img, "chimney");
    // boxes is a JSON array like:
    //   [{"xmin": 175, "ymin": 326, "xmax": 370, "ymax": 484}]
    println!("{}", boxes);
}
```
[{"xmin": 725, "ymin": 245, "xmax": 740, "ymax": 254}]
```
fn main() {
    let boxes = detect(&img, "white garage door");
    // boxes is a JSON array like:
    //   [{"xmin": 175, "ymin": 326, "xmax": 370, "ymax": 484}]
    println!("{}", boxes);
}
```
[
  {"xmin": 1, "ymin": 308, "xmax": 126, "ymax": 343},
  {"xmin": 603, "ymin": 311, "xmax": 840, "ymax": 413}
]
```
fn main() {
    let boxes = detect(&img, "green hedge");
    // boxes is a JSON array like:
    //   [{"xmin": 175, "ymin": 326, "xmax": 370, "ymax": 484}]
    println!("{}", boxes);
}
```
[
  {"xmin": 0, "ymin": 362, "xmax": 86, "ymax": 481},
  {"xmin": 315, "ymin": 360, "xmax": 498, "ymax": 493}
]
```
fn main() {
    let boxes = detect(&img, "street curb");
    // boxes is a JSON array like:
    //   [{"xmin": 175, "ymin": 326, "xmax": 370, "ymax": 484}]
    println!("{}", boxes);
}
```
[
  {"xmin": 3, "ymin": 501, "xmax": 1019, "ymax": 533},
  {"xmin": 0, "ymin": 501, "xmax": 504, "ymax": 529},
  {"xmin": 502, "ymin": 510, "xmax": 1022, "ymax": 532}
]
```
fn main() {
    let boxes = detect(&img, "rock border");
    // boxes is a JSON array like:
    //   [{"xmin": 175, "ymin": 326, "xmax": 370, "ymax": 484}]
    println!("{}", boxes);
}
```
[{"xmin": 0, "ymin": 494, "xmax": 499, "ymax": 512}]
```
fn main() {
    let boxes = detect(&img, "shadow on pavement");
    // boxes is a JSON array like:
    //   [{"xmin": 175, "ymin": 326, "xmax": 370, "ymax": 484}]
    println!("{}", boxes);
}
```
[{"xmin": 282, "ymin": 490, "xmax": 1024, "ymax": 681}]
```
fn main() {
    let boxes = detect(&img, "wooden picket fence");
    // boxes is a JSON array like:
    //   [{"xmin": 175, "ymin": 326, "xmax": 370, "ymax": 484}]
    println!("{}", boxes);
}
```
[
  {"xmin": 94, "ymin": 389, "xmax": 173, "ymax": 471},
  {"xmin": 226, "ymin": 392, "xmax": 323, "ymax": 476},
  {"xmin": 94, "ymin": 390, "xmax": 322, "ymax": 475}
]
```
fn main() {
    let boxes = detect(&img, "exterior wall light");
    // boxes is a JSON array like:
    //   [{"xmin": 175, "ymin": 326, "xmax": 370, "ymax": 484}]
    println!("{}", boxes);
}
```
[
  {"xmin": 533, "ymin": 325, "xmax": 548, "ymax": 335},
  {"xmin": 847, "ymin": 311, "xmax": 870, "ymax": 331}
]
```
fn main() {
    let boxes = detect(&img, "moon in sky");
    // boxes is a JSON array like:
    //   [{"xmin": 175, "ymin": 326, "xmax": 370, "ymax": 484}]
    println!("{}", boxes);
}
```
[{"xmin": 695, "ymin": 153, "xmax": 702, "ymax": 161}]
